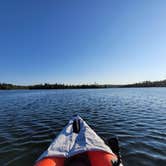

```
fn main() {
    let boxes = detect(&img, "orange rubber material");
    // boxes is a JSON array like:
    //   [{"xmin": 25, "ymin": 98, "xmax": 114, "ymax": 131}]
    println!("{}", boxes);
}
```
[
  {"xmin": 88, "ymin": 151, "xmax": 117, "ymax": 166},
  {"xmin": 35, "ymin": 151, "xmax": 117, "ymax": 166},
  {"xmin": 35, "ymin": 157, "xmax": 64, "ymax": 166}
]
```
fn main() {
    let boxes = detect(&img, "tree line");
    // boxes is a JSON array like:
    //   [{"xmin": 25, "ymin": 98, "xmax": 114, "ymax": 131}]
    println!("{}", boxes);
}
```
[
  {"xmin": 0, "ymin": 80, "xmax": 166, "ymax": 90},
  {"xmin": 121, "ymin": 80, "xmax": 166, "ymax": 88},
  {"xmin": 0, "ymin": 83, "xmax": 113, "ymax": 90}
]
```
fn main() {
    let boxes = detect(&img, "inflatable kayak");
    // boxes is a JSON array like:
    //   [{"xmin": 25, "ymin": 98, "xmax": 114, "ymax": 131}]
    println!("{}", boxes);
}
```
[{"xmin": 35, "ymin": 115, "xmax": 123, "ymax": 166}]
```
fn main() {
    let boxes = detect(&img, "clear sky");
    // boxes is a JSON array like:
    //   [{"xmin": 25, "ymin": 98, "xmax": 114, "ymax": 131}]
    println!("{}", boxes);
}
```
[{"xmin": 0, "ymin": 0, "xmax": 166, "ymax": 85}]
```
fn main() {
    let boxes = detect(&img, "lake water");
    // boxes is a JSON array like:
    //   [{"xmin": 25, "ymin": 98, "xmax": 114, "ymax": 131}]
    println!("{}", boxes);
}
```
[{"xmin": 0, "ymin": 88, "xmax": 166, "ymax": 166}]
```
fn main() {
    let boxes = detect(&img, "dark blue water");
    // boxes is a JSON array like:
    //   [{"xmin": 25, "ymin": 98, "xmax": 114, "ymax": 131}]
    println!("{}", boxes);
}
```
[{"xmin": 0, "ymin": 88, "xmax": 166, "ymax": 166}]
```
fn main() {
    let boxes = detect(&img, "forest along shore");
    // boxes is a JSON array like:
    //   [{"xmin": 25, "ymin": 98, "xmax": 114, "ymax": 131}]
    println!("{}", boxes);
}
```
[{"xmin": 1, "ymin": 79, "xmax": 166, "ymax": 90}]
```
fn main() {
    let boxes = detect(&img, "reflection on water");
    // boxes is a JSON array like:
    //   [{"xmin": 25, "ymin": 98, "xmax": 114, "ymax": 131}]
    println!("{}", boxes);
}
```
[{"xmin": 0, "ymin": 88, "xmax": 166, "ymax": 166}]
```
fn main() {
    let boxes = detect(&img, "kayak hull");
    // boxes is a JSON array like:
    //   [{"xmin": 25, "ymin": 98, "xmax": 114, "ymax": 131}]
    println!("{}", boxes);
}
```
[{"xmin": 35, "ymin": 151, "xmax": 118, "ymax": 166}]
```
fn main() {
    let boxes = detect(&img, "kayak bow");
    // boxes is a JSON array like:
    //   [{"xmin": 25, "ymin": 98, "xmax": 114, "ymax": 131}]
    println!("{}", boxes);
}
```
[{"xmin": 35, "ymin": 115, "xmax": 123, "ymax": 166}]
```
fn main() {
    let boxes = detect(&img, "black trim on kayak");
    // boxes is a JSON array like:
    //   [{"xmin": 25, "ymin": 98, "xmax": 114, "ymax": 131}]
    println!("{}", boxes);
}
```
[
  {"xmin": 64, "ymin": 152, "xmax": 91, "ymax": 166},
  {"xmin": 106, "ymin": 137, "xmax": 123, "ymax": 166},
  {"xmin": 73, "ymin": 118, "xmax": 81, "ymax": 133}
]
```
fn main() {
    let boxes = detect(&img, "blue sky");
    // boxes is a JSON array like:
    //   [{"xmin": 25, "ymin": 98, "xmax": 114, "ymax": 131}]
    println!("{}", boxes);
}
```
[{"xmin": 0, "ymin": 0, "xmax": 166, "ymax": 85}]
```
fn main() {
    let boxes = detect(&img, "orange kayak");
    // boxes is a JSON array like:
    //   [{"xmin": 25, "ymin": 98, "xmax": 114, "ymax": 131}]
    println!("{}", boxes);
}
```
[{"xmin": 35, "ymin": 115, "xmax": 123, "ymax": 166}]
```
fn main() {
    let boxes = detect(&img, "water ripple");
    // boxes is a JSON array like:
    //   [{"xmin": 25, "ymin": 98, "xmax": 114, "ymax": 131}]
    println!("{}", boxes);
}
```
[{"xmin": 0, "ymin": 88, "xmax": 166, "ymax": 165}]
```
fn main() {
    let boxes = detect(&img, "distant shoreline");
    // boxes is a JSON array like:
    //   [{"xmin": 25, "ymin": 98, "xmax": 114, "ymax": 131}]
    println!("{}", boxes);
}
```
[{"xmin": 1, "ymin": 79, "xmax": 166, "ymax": 90}]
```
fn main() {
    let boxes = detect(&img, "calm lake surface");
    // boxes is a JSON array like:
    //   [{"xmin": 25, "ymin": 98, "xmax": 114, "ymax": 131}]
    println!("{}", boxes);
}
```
[{"xmin": 0, "ymin": 88, "xmax": 166, "ymax": 166}]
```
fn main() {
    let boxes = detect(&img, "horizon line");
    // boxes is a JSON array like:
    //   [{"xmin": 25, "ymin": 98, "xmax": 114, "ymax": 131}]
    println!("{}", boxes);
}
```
[{"xmin": 1, "ymin": 79, "xmax": 166, "ymax": 86}]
